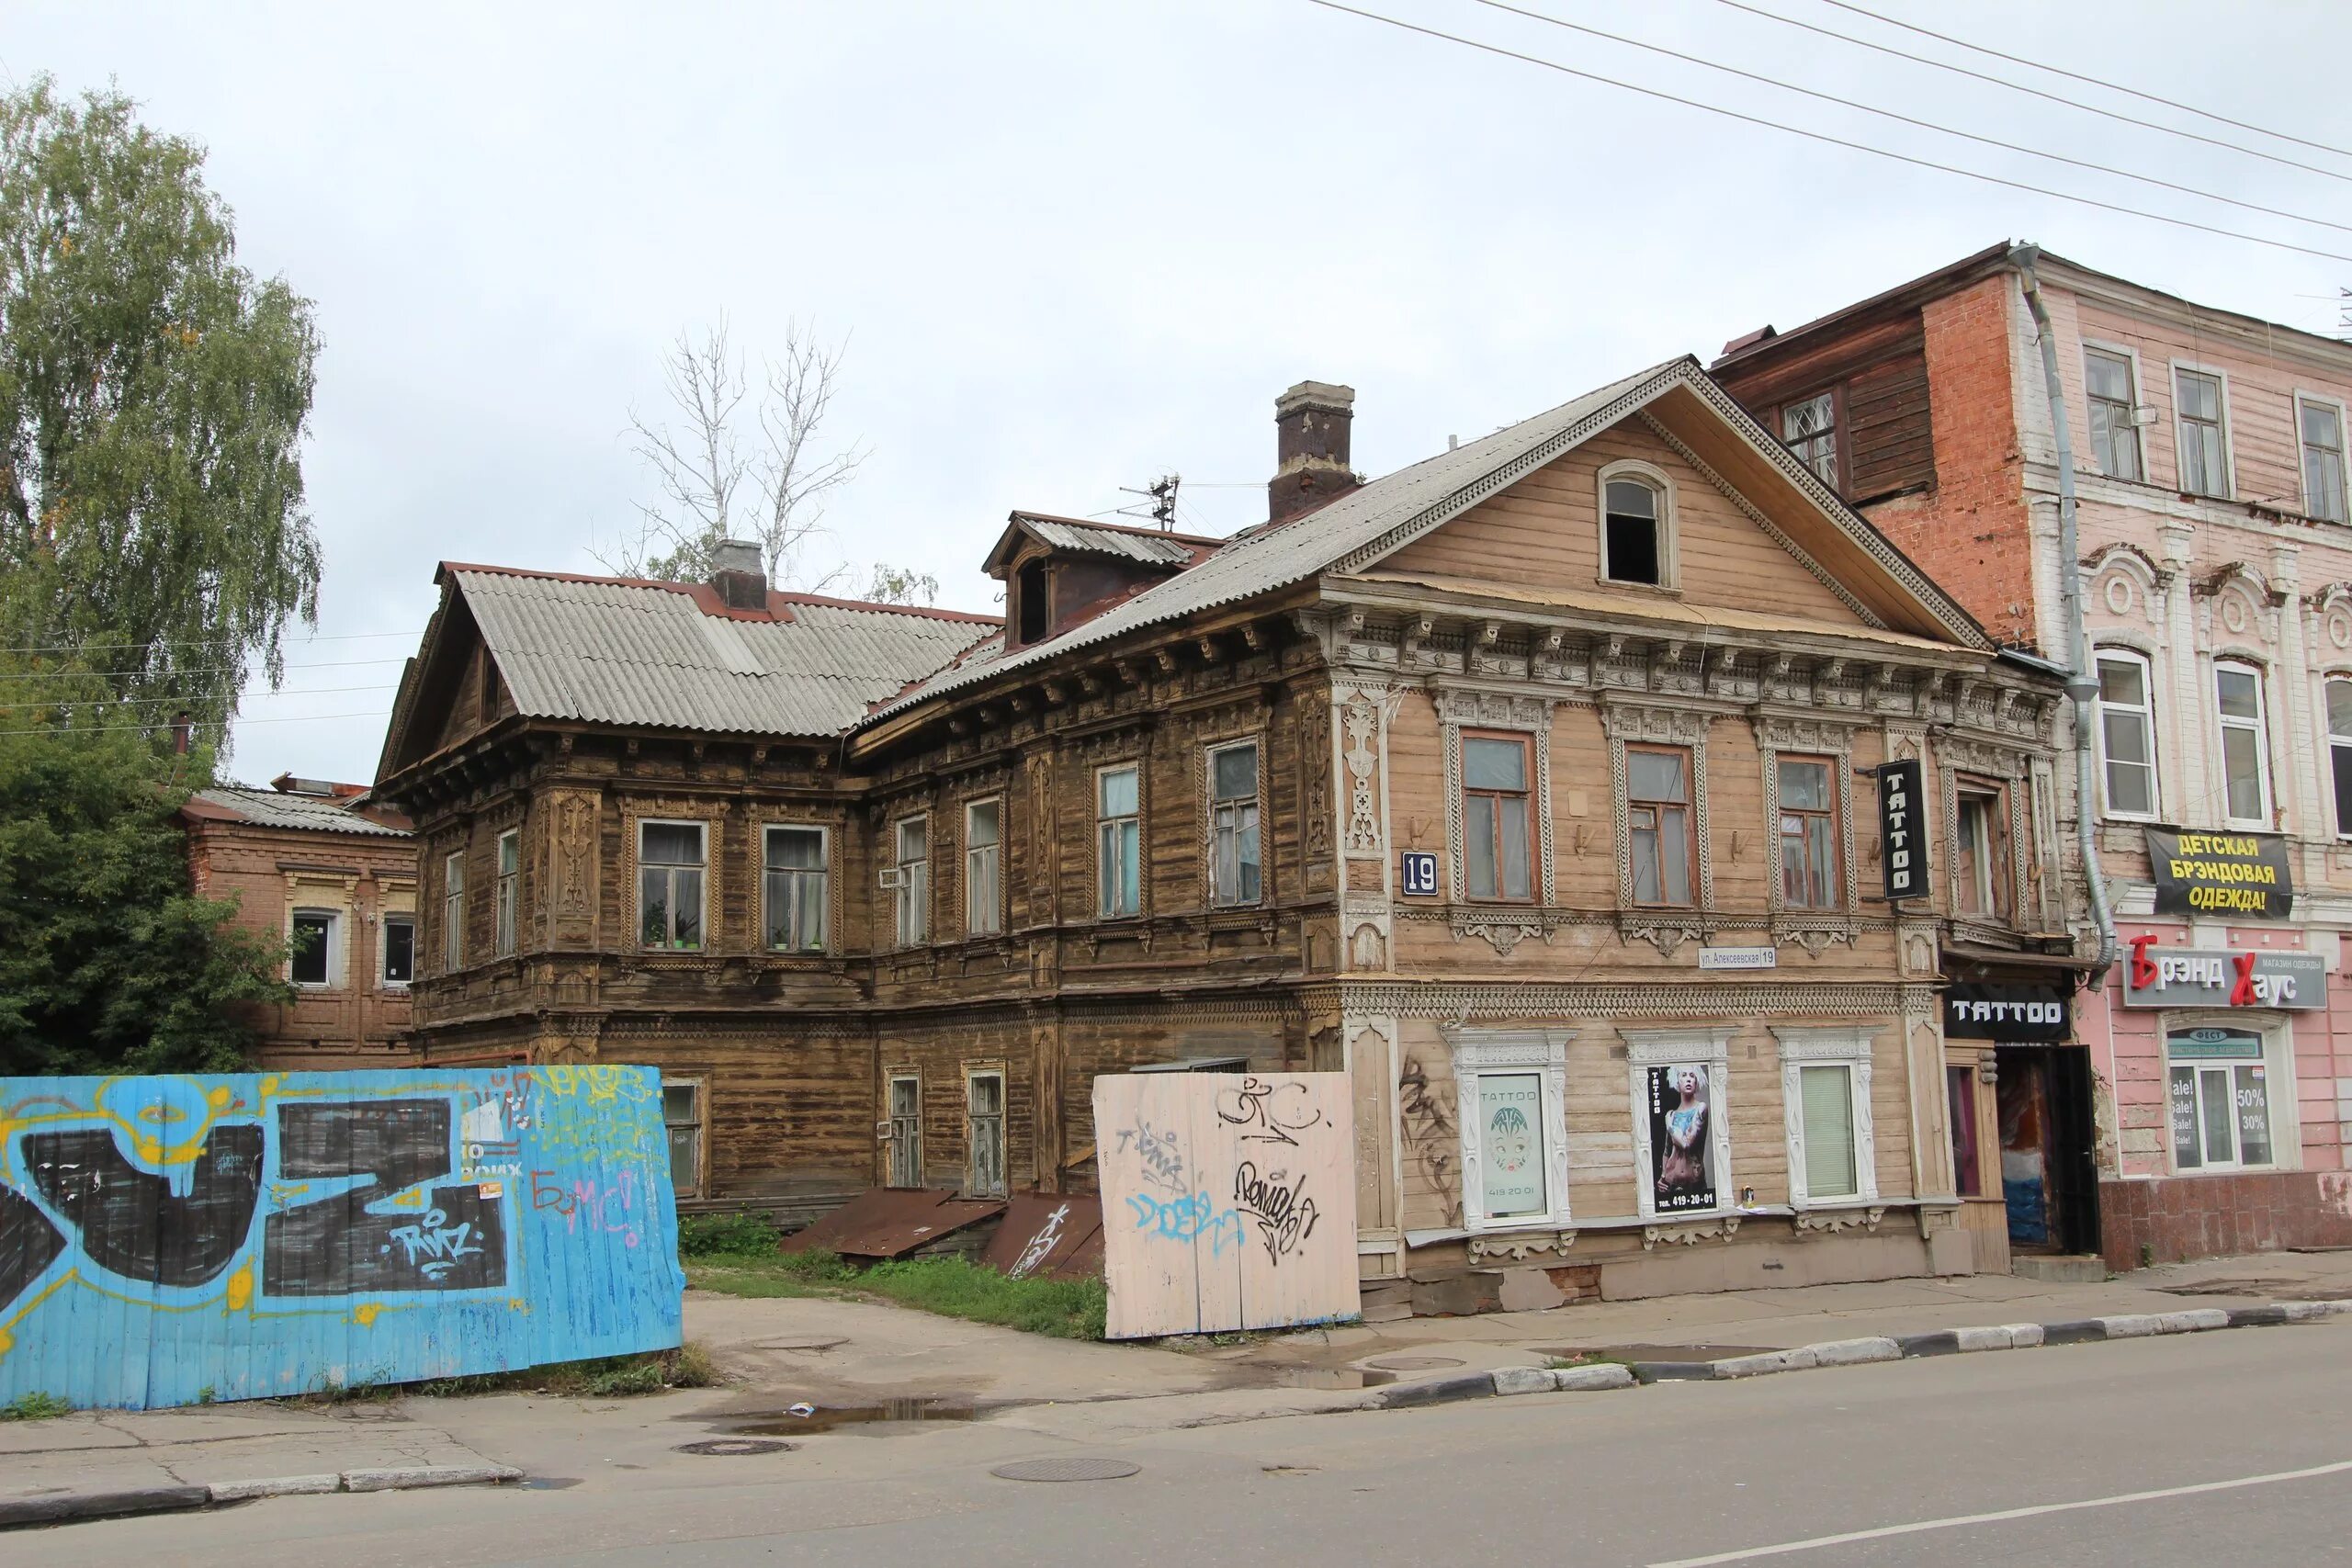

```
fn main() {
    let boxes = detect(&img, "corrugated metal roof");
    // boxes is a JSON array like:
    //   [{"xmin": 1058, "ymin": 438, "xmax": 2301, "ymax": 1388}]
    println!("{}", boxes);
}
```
[
  {"xmin": 191, "ymin": 787, "xmax": 413, "ymax": 838},
  {"xmin": 870, "ymin": 358, "xmax": 1687, "ymax": 720},
  {"xmin": 455, "ymin": 571, "xmax": 996, "ymax": 738},
  {"xmin": 1012, "ymin": 515, "xmax": 1209, "ymax": 566}
]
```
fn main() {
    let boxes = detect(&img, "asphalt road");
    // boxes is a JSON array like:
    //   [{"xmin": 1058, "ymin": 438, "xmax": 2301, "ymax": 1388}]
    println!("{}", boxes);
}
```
[{"xmin": 29, "ymin": 1317, "xmax": 2352, "ymax": 1567}]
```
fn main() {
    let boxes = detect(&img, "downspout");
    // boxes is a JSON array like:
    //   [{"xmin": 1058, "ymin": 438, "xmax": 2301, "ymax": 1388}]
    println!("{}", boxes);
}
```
[{"xmin": 2011, "ymin": 244, "xmax": 2118, "ymax": 988}]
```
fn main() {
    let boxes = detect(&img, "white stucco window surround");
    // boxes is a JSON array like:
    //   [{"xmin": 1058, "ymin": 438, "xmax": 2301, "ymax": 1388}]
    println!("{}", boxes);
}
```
[
  {"xmin": 1443, "ymin": 1027, "xmax": 1575, "ymax": 1235},
  {"xmin": 1772, "ymin": 1025, "xmax": 1880, "ymax": 1211},
  {"xmin": 2159, "ymin": 1010, "xmax": 2301, "ymax": 1177},
  {"xmin": 1623, "ymin": 1026, "xmax": 1736, "ymax": 1222}
]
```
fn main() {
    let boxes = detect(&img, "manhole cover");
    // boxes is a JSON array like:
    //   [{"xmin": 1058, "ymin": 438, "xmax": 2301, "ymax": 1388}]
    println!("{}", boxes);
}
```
[
  {"xmin": 989, "ymin": 1457, "xmax": 1141, "ymax": 1483},
  {"xmin": 676, "ymin": 1438, "xmax": 796, "ymax": 1456},
  {"xmin": 1366, "ymin": 1355, "xmax": 1465, "ymax": 1371}
]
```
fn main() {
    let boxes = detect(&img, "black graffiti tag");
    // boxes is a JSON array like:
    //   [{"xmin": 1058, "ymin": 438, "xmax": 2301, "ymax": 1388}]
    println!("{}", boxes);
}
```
[
  {"xmin": 263, "ymin": 1100, "xmax": 506, "ymax": 1296},
  {"xmin": 1215, "ymin": 1077, "xmax": 1325, "ymax": 1147},
  {"xmin": 1114, "ymin": 1119, "xmax": 1187, "ymax": 1192},
  {"xmin": 22, "ymin": 1123, "xmax": 264, "ymax": 1292},
  {"xmin": 1232, "ymin": 1160, "xmax": 1318, "ymax": 1265}
]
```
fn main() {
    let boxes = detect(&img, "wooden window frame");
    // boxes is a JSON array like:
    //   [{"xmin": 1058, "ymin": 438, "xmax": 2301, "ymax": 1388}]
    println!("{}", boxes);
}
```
[
  {"xmin": 1777, "ymin": 386, "xmax": 1843, "ymax": 493},
  {"xmin": 663, "ymin": 1077, "xmax": 707, "ymax": 1199},
  {"xmin": 886, "ymin": 1070, "xmax": 923, "ymax": 1188},
  {"xmin": 494, "ymin": 827, "xmax": 520, "ymax": 958},
  {"xmin": 2327, "ymin": 674, "xmax": 2352, "ymax": 841},
  {"xmin": 891, "ymin": 815, "xmax": 931, "ymax": 949},
  {"xmin": 1626, "ymin": 742, "xmax": 1698, "ymax": 909},
  {"xmin": 2170, "ymin": 360, "xmax": 2236, "ymax": 501},
  {"xmin": 2093, "ymin": 647, "xmax": 2162, "ymax": 822},
  {"xmin": 2081, "ymin": 342, "xmax": 2147, "ymax": 483},
  {"xmin": 762, "ymin": 822, "xmax": 831, "ymax": 953},
  {"xmin": 1951, "ymin": 780, "xmax": 2012, "ymax": 923},
  {"xmin": 2213, "ymin": 659, "xmax": 2273, "ymax": 829},
  {"xmin": 2296, "ymin": 390, "xmax": 2350, "ymax": 525},
  {"xmin": 1460, "ymin": 728, "xmax": 1536, "ymax": 904},
  {"xmin": 962, "ymin": 798, "xmax": 1004, "ymax": 936},
  {"xmin": 442, "ymin": 849, "xmax": 466, "ymax": 973},
  {"xmin": 1594, "ymin": 459, "xmax": 1677, "ymax": 590},
  {"xmin": 1095, "ymin": 761, "xmax": 1143, "ymax": 920},
  {"xmin": 1445, "ymin": 1027, "xmax": 1575, "ymax": 1235},
  {"xmin": 1774, "ymin": 1025, "xmax": 1880, "ymax": 1212},
  {"xmin": 964, "ymin": 1066, "xmax": 1008, "ymax": 1199},
  {"xmin": 1774, "ymin": 754, "xmax": 1842, "ymax": 911},
  {"xmin": 1205, "ymin": 739, "xmax": 1264, "ymax": 909},
  {"xmin": 636, "ymin": 818, "xmax": 708, "ymax": 952}
]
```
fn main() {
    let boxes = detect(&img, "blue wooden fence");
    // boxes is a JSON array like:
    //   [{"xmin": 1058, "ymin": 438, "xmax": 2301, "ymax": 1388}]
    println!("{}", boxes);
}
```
[{"xmin": 0, "ymin": 1066, "xmax": 684, "ymax": 1409}]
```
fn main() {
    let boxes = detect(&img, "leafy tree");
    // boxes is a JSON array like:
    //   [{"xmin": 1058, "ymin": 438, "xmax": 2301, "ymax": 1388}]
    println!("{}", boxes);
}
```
[
  {"xmin": 863, "ymin": 563, "xmax": 939, "ymax": 606},
  {"xmin": 0, "ymin": 77, "xmax": 322, "ymax": 738},
  {"xmin": 0, "ymin": 665, "xmax": 288, "ymax": 1076}
]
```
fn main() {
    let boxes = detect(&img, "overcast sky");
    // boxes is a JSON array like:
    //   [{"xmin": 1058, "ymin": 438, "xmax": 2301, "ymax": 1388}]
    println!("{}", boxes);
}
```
[{"xmin": 12, "ymin": 0, "xmax": 2351, "ymax": 785}]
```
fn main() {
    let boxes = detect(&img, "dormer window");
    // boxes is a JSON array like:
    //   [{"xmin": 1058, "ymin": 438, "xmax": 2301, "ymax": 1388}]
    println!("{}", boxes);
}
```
[
  {"xmin": 1014, "ymin": 558, "xmax": 1049, "ymax": 645},
  {"xmin": 1599, "ymin": 463, "xmax": 1673, "ymax": 588}
]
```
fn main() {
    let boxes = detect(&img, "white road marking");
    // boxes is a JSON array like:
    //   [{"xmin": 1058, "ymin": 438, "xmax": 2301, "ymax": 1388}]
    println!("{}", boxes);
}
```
[{"xmin": 1648, "ymin": 1458, "xmax": 2352, "ymax": 1567}]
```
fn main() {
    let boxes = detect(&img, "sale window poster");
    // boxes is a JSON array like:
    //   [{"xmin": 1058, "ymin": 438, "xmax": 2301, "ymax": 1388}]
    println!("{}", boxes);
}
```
[{"xmin": 1647, "ymin": 1064, "xmax": 1718, "ymax": 1212}]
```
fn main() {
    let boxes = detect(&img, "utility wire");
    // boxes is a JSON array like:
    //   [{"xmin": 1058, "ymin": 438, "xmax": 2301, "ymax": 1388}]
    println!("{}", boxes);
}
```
[
  {"xmin": 0, "ymin": 655, "xmax": 412, "ymax": 681},
  {"xmin": 0, "ymin": 628, "xmax": 415, "ymax": 654},
  {"xmin": 1712, "ymin": 0, "xmax": 2352, "ymax": 187},
  {"xmin": 0, "ymin": 709, "xmax": 391, "ymax": 739},
  {"xmin": 1468, "ymin": 0, "xmax": 2352, "ymax": 237},
  {"xmin": 1303, "ymin": 0, "xmax": 2352, "ymax": 265},
  {"xmin": 1815, "ymin": 0, "xmax": 2352, "ymax": 163},
  {"xmin": 0, "ymin": 683, "xmax": 400, "ymax": 712}
]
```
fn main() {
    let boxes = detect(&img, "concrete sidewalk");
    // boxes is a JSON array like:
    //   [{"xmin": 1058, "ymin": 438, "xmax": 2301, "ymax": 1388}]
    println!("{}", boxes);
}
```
[{"xmin": 1202, "ymin": 1248, "xmax": 2352, "ymax": 1386}]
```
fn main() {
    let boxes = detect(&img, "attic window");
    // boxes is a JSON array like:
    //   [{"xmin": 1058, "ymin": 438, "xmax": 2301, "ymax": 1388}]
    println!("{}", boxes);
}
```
[
  {"xmin": 1601, "ymin": 473, "xmax": 1668, "ymax": 587},
  {"xmin": 1015, "ymin": 558, "xmax": 1049, "ymax": 645}
]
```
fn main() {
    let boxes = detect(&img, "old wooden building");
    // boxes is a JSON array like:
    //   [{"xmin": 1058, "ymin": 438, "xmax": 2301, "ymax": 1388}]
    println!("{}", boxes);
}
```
[{"xmin": 377, "ymin": 359, "xmax": 2069, "ymax": 1305}]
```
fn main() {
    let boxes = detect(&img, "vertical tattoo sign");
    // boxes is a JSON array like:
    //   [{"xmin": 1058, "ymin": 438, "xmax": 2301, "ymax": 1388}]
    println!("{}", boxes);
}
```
[{"xmin": 1876, "ymin": 759, "xmax": 1928, "ymax": 902}]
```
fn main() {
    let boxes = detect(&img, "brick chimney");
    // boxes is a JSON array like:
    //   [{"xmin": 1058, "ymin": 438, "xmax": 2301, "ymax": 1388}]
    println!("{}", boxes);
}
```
[
  {"xmin": 709, "ymin": 538, "xmax": 768, "ymax": 610},
  {"xmin": 1268, "ymin": 380, "xmax": 1360, "ymax": 525}
]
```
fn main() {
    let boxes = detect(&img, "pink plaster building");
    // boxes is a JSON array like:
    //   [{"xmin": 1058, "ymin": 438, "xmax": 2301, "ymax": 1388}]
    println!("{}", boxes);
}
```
[{"xmin": 1716, "ymin": 244, "xmax": 2352, "ymax": 1271}]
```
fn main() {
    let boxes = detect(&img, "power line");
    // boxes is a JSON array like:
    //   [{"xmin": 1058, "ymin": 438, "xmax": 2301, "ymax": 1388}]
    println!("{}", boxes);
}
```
[
  {"xmin": 1712, "ymin": 0, "xmax": 2352, "ymax": 187},
  {"xmin": 0, "ymin": 655, "xmax": 412, "ymax": 681},
  {"xmin": 1302, "ymin": 0, "xmax": 2352, "ymax": 264},
  {"xmin": 0, "ymin": 629, "xmax": 415, "ymax": 655},
  {"xmin": 0, "ymin": 709, "xmax": 391, "ymax": 739},
  {"xmin": 1468, "ymin": 0, "xmax": 2352, "ymax": 237},
  {"xmin": 1815, "ymin": 0, "xmax": 2352, "ymax": 164},
  {"xmin": 0, "ymin": 683, "xmax": 401, "ymax": 712}
]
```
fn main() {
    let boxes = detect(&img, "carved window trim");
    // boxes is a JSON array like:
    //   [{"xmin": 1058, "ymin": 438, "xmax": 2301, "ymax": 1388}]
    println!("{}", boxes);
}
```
[
  {"xmin": 1773, "ymin": 1025, "xmax": 1880, "ymax": 1210},
  {"xmin": 1436, "ymin": 686, "xmax": 1555, "ymax": 906},
  {"xmin": 759, "ymin": 820, "xmax": 834, "ymax": 954},
  {"xmin": 891, "ymin": 813, "xmax": 932, "ymax": 949},
  {"xmin": 1092, "ymin": 760, "xmax": 1146, "ymax": 922},
  {"xmin": 1623, "ymin": 1027, "xmax": 1736, "ymax": 1223},
  {"xmin": 1442, "ymin": 1026, "xmax": 1576, "ymax": 1235},
  {"xmin": 1933, "ymin": 738, "xmax": 2029, "ymax": 930},
  {"xmin": 1602, "ymin": 703, "xmax": 1713, "ymax": 912}
]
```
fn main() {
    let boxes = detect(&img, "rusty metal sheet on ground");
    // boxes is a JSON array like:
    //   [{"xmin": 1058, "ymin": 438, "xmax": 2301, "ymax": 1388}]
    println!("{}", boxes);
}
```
[
  {"xmin": 779, "ymin": 1187, "xmax": 1006, "ymax": 1259},
  {"xmin": 978, "ymin": 1193, "xmax": 1104, "ymax": 1280}
]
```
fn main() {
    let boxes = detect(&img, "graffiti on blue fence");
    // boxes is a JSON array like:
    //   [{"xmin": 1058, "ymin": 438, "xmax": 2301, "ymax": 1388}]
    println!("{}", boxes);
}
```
[
  {"xmin": 1125, "ymin": 1189, "xmax": 1245, "ymax": 1258},
  {"xmin": 0, "ymin": 1068, "xmax": 684, "ymax": 1409}
]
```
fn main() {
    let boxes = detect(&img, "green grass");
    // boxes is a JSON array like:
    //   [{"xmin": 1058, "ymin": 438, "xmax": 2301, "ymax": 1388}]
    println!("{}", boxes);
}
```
[
  {"xmin": 678, "ymin": 1212, "xmax": 785, "ymax": 1258},
  {"xmin": 1, "ymin": 1391, "xmax": 72, "ymax": 1421},
  {"xmin": 687, "ymin": 1248, "xmax": 1108, "ymax": 1341}
]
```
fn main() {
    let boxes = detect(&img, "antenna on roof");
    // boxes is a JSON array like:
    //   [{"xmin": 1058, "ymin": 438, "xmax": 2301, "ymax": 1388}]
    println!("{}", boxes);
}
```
[{"xmin": 1116, "ymin": 472, "xmax": 1182, "ymax": 531}]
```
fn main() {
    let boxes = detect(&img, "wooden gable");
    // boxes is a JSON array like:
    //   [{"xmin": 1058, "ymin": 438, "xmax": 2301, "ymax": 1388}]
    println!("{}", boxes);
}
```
[
  {"xmin": 1373, "ymin": 381, "xmax": 1971, "ymax": 643},
  {"xmin": 378, "ymin": 588, "xmax": 498, "ymax": 779}
]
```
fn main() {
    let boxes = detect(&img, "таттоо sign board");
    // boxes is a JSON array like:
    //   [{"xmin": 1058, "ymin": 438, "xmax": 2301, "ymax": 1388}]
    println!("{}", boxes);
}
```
[
  {"xmin": 1942, "ymin": 983, "xmax": 2072, "ymax": 1042},
  {"xmin": 2121, "ymin": 936, "xmax": 2326, "ymax": 1010},
  {"xmin": 2143, "ymin": 829, "xmax": 2294, "ymax": 920},
  {"xmin": 1877, "ymin": 760, "xmax": 1928, "ymax": 901}
]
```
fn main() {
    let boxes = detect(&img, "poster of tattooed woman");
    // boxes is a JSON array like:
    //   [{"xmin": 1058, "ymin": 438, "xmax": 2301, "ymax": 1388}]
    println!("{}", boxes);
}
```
[{"xmin": 1646, "ymin": 1064, "xmax": 1716, "ymax": 1211}]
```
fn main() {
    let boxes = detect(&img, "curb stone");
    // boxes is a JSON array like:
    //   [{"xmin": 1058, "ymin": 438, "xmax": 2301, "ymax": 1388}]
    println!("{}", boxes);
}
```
[
  {"xmin": 340, "ymin": 1465, "xmax": 525, "ymax": 1494},
  {"xmin": 1382, "ymin": 1295, "xmax": 2350, "ymax": 1413},
  {"xmin": 0, "ymin": 1485, "xmax": 210, "ymax": 1529},
  {"xmin": 0, "ymin": 1464, "xmax": 525, "ymax": 1531},
  {"xmin": 209, "ymin": 1473, "xmax": 343, "ymax": 1502}
]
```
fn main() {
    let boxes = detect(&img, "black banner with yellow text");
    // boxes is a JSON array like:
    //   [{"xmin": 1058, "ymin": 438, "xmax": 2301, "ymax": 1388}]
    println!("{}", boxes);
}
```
[{"xmin": 2144, "ymin": 828, "xmax": 2293, "ymax": 919}]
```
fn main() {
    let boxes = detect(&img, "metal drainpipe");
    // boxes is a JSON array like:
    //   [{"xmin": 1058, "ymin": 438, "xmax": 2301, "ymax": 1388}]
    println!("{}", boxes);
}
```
[{"xmin": 2012, "ymin": 244, "xmax": 2119, "ymax": 988}]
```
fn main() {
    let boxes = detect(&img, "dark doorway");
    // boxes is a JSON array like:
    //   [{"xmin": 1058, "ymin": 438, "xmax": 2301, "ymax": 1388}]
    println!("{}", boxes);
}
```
[{"xmin": 1996, "ymin": 1045, "xmax": 2098, "ymax": 1256}]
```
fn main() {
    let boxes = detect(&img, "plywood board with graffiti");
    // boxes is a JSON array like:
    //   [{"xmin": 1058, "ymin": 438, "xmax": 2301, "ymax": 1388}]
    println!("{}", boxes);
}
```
[
  {"xmin": 1094, "ymin": 1072, "xmax": 1358, "ymax": 1339},
  {"xmin": 0, "ymin": 1067, "xmax": 684, "ymax": 1409}
]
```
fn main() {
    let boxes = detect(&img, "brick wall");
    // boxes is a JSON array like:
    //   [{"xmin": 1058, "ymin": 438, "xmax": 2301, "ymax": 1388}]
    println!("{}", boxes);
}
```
[{"xmin": 1863, "ymin": 275, "xmax": 2042, "ymax": 650}]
